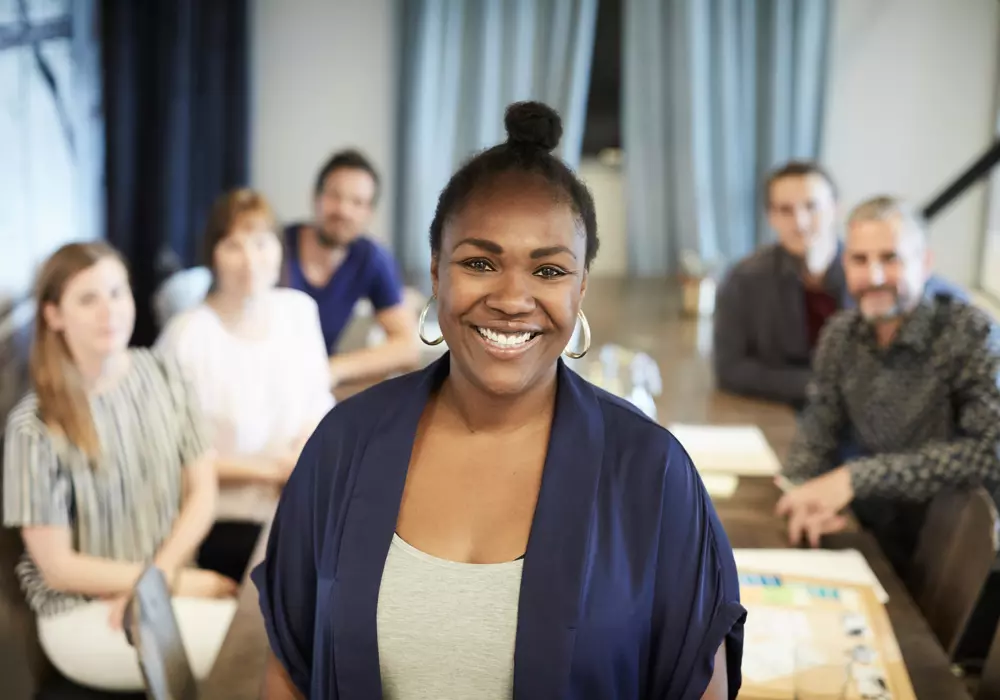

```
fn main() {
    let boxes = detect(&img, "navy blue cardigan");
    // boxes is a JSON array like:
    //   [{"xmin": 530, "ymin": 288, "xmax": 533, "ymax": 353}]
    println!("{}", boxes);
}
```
[{"xmin": 252, "ymin": 354, "xmax": 745, "ymax": 699}]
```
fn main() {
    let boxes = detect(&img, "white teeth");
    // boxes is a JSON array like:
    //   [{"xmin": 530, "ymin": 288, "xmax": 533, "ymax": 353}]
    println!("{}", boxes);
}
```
[{"xmin": 477, "ymin": 327, "xmax": 536, "ymax": 347}]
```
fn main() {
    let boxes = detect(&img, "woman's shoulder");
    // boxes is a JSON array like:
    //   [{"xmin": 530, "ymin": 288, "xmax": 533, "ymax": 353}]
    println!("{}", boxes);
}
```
[
  {"xmin": 268, "ymin": 289, "xmax": 324, "ymax": 336},
  {"xmin": 4, "ymin": 392, "xmax": 45, "ymax": 439},
  {"xmin": 589, "ymin": 384, "xmax": 680, "ymax": 462},
  {"xmin": 284, "ymin": 371, "xmax": 428, "ymax": 512},
  {"xmin": 587, "ymin": 383, "xmax": 725, "ymax": 529},
  {"xmin": 316, "ymin": 368, "xmax": 426, "ymax": 438},
  {"xmin": 299, "ymin": 369, "xmax": 427, "ymax": 472},
  {"xmin": 269, "ymin": 287, "xmax": 319, "ymax": 315},
  {"xmin": 126, "ymin": 347, "xmax": 189, "ymax": 394},
  {"xmin": 156, "ymin": 303, "xmax": 214, "ymax": 352}
]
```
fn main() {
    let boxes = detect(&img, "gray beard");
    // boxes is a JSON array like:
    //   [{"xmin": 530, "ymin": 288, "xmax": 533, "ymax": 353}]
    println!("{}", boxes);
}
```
[
  {"xmin": 862, "ymin": 307, "xmax": 903, "ymax": 323},
  {"xmin": 857, "ymin": 290, "xmax": 905, "ymax": 323}
]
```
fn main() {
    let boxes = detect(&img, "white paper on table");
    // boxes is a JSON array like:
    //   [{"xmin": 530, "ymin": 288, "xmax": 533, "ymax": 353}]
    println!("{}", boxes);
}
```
[
  {"xmin": 700, "ymin": 473, "xmax": 740, "ymax": 498},
  {"xmin": 735, "ymin": 548, "xmax": 889, "ymax": 603},
  {"xmin": 741, "ymin": 606, "xmax": 812, "ymax": 683},
  {"xmin": 668, "ymin": 423, "xmax": 782, "ymax": 476}
]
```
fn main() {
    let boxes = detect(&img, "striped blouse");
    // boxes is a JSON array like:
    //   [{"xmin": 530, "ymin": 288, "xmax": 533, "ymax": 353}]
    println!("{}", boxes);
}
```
[{"xmin": 2, "ymin": 348, "xmax": 209, "ymax": 617}]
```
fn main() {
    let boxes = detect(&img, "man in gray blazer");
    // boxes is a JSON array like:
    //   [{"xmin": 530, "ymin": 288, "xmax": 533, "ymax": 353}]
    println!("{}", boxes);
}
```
[{"xmin": 713, "ymin": 161, "xmax": 844, "ymax": 408}]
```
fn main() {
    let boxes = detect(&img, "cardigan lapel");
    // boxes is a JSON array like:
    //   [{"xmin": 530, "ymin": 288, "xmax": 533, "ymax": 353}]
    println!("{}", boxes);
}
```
[
  {"xmin": 513, "ymin": 360, "xmax": 605, "ymax": 698},
  {"xmin": 330, "ymin": 357, "xmax": 446, "ymax": 699}
]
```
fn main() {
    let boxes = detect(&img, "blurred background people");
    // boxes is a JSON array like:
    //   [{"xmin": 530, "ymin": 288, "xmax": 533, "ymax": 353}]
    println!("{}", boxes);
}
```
[
  {"xmin": 2, "ymin": 242, "xmax": 237, "ymax": 693},
  {"xmin": 714, "ymin": 163, "xmax": 969, "ymax": 410},
  {"xmin": 157, "ymin": 189, "xmax": 334, "ymax": 583},
  {"xmin": 777, "ymin": 196, "xmax": 1000, "ymax": 573}
]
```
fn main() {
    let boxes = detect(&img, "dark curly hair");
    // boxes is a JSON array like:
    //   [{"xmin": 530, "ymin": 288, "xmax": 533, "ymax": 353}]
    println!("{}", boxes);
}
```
[
  {"xmin": 314, "ymin": 149, "xmax": 381, "ymax": 205},
  {"xmin": 428, "ymin": 101, "xmax": 599, "ymax": 269}
]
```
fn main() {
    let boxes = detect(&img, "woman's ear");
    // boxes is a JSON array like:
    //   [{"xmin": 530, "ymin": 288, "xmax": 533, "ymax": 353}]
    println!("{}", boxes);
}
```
[
  {"xmin": 43, "ymin": 302, "xmax": 64, "ymax": 333},
  {"xmin": 430, "ymin": 254, "xmax": 440, "ymax": 298},
  {"xmin": 580, "ymin": 268, "xmax": 588, "ymax": 300}
]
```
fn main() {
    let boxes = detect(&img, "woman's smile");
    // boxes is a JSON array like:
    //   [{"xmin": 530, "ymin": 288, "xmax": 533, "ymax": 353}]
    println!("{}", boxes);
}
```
[{"xmin": 473, "ymin": 325, "xmax": 543, "ymax": 358}]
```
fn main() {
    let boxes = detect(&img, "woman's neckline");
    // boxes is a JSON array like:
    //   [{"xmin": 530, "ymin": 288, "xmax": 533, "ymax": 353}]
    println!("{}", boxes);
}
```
[
  {"xmin": 204, "ymin": 290, "xmax": 274, "ymax": 343},
  {"xmin": 85, "ymin": 351, "xmax": 134, "ymax": 399},
  {"xmin": 391, "ymin": 533, "xmax": 525, "ymax": 570}
]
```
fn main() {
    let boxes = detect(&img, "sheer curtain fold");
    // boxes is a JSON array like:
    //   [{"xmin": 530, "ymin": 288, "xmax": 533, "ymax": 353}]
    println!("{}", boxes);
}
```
[
  {"xmin": 395, "ymin": 0, "xmax": 598, "ymax": 288},
  {"xmin": 623, "ymin": 0, "xmax": 832, "ymax": 276}
]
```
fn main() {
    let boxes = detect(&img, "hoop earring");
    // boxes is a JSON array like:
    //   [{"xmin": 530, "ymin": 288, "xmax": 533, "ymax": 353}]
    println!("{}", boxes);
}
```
[
  {"xmin": 564, "ymin": 309, "xmax": 591, "ymax": 359},
  {"xmin": 418, "ymin": 296, "xmax": 445, "ymax": 346}
]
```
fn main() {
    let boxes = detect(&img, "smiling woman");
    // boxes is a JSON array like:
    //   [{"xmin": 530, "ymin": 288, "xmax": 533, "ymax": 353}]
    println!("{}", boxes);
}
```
[{"xmin": 253, "ymin": 102, "xmax": 745, "ymax": 700}]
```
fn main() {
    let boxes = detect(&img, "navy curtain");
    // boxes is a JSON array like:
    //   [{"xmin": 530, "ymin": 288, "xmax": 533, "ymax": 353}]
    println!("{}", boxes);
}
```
[{"xmin": 101, "ymin": 0, "xmax": 249, "ymax": 346}]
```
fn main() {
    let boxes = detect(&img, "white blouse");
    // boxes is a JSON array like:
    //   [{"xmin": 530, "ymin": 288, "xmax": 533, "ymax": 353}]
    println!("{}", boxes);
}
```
[{"xmin": 157, "ymin": 288, "xmax": 334, "ymax": 520}]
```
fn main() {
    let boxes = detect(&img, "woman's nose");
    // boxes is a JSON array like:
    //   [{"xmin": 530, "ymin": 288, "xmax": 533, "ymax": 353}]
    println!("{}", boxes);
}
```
[
  {"xmin": 486, "ymin": 272, "xmax": 535, "ymax": 315},
  {"xmin": 96, "ymin": 300, "xmax": 112, "ymax": 322},
  {"xmin": 235, "ymin": 246, "xmax": 253, "ymax": 270}
]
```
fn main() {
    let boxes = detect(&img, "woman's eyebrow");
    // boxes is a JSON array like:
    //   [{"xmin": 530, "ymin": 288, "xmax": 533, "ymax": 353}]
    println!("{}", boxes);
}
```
[
  {"xmin": 531, "ymin": 245, "xmax": 576, "ymax": 260},
  {"xmin": 452, "ymin": 237, "xmax": 503, "ymax": 254}
]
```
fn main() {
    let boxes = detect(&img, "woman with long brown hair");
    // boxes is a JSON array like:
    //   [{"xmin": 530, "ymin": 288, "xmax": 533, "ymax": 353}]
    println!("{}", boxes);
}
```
[{"xmin": 2, "ymin": 242, "xmax": 238, "ymax": 692}]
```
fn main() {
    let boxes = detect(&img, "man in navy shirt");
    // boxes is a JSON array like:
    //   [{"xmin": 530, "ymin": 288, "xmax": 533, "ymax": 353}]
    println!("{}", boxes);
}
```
[{"xmin": 285, "ymin": 150, "xmax": 419, "ymax": 386}]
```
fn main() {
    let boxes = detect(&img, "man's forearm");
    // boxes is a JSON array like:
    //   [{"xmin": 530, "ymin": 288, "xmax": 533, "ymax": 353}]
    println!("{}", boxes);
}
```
[
  {"xmin": 848, "ymin": 437, "xmax": 1000, "ymax": 502},
  {"xmin": 782, "ymin": 400, "xmax": 844, "ymax": 483},
  {"xmin": 329, "ymin": 338, "xmax": 420, "ymax": 385}
]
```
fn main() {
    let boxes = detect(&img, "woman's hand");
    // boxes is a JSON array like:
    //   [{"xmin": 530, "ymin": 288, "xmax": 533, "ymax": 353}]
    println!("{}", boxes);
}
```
[
  {"xmin": 107, "ymin": 594, "xmax": 131, "ymax": 631},
  {"xmin": 174, "ymin": 568, "xmax": 239, "ymax": 599},
  {"xmin": 105, "ymin": 567, "xmax": 235, "ymax": 630}
]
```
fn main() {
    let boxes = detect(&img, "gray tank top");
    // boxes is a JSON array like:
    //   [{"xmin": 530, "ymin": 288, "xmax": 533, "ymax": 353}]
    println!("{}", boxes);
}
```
[{"xmin": 376, "ymin": 534, "xmax": 524, "ymax": 699}]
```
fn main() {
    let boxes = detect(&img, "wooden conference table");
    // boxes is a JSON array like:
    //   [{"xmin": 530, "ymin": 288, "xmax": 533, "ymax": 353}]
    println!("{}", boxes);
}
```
[{"xmin": 200, "ymin": 474, "xmax": 970, "ymax": 699}]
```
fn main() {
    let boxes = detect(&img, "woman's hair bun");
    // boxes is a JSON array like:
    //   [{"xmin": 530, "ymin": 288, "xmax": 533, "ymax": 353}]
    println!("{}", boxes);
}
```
[{"xmin": 504, "ymin": 101, "xmax": 563, "ymax": 153}]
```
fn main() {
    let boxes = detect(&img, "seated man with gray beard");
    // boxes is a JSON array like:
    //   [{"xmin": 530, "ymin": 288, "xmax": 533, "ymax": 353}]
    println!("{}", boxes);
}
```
[{"xmin": 775, "ymin": 195, "xmax": 1000, "ymax": 578}]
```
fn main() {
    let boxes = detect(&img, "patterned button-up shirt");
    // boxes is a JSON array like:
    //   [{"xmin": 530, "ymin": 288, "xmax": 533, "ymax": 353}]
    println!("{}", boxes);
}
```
[{"xmin": 783, "ymin": 295, "xmax": 1000, "ymax": 502}]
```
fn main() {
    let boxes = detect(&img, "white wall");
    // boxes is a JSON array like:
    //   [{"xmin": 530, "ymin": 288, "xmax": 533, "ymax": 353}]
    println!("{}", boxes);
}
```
[
  {"xmin": 982, "ymin": 82, "xmax": 1000, "ymax": 300},
  {"xmin": 579, "ymin": 158, "xmax": 628, "ymax": 277},
  {"xmin": 984, "ymin": 194, "xmax": 1000, "ymax": 299},
  {"xmin": 250, "ymin": 0, "xmax": 397, "ymax": 246},
  {"xmin": 822, "ymin": 0, "xmax": 1000, "ymax": 288}
]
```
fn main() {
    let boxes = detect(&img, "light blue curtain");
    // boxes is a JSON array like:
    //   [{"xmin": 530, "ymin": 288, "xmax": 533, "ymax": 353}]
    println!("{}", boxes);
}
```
[
  {"xmin": 394, "ymin": 0, "xmax": 598, "ymax": 288},
  {"xmin": 622, "ymin": 0, "xmax": 833, "ymax": 276}
]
